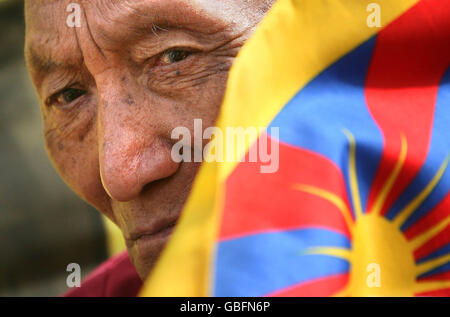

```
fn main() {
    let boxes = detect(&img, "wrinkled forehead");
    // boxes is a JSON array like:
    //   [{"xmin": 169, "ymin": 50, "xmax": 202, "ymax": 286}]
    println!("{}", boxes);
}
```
[
  {"xmin": 25, "ymin": 0, "xmax": 80, "ymax": 76},
  {"xmin": 25, "ymin": 1, "xmax": 76, "ymax": 77},
  {"xmin": 25, "ymin": 0, "xmax": 243, "ymax": 41},
  {"xmin": 25, "ymin": 0, "xmax": 70, "ymax": 32},
  {"xmin": 24, "ymin": 0, "xmax": 269, "ymax": 83},
  {"xmin": 24, "ymin": 0, "xmax": 237, "ymax": 69}
]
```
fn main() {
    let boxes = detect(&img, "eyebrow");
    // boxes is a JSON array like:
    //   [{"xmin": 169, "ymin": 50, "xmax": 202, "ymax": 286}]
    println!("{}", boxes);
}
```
[{"xmin": 26, "ymin": 46, "xmax": 59, "ymax": 74}]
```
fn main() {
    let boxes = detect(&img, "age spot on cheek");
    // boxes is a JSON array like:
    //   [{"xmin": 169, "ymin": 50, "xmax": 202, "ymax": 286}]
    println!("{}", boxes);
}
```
[
  {"xmin": 58, "ymin": 142, "xmax": 64, "ymax": 151},
  {"xmin": 124, "ymin": 94, "xmax": 135, "ymax": 106}
]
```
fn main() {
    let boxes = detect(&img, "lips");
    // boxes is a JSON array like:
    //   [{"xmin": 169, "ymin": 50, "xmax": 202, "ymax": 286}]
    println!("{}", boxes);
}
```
[
  {"xmin": 126, "ymin": 219, "xmax": 178, "ymax": 247},
  {"xmin": 123, "ymin": 218, "xmax": 178, "ymax": 279}
]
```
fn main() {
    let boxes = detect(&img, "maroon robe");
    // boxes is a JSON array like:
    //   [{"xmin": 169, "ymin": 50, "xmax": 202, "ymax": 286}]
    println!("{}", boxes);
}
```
[{"xmin": 64, "ymin": 251, "xmax": 142, "ymax": 297}]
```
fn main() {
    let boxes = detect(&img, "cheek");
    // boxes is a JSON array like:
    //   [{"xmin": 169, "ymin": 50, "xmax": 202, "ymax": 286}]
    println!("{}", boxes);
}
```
[
  {"xmin": 175, "ymin": 68, "xmax": 229, "ymax": 124},
  {"xmin": 148, "ymin": 54, "xmax": 232, "ymax": 116},
  {"xmin": 43, "ymin": 110, "xmax": 112, "ymax": 217},
  {"xmin": 180, "ymin": 70, "xmax": 229, "ymax": 136},
  {"xmin": 196, "ymin": 71, "xmax": 229, "ymax": 125}
]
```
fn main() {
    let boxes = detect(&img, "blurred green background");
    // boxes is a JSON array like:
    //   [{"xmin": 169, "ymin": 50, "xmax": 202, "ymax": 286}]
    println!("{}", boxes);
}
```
[{"xmin": 0, "ymin": 0, "xmax": 110, "ymax": 296}]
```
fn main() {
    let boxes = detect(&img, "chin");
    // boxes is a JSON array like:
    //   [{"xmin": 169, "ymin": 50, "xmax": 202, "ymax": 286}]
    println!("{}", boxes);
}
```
[{"xmin": 127, "ymin": 227, "xmax": 175, "ymax": 280}]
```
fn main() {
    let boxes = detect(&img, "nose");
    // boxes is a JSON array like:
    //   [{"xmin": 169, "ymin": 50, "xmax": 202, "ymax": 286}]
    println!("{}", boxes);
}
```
[{"xmin": 95, "ymin": 72, "xmax": 180, "ymax": 202}]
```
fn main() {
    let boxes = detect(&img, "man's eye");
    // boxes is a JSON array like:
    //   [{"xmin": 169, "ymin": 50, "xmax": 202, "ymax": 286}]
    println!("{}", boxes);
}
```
[
  {"xmin": 49, "ymin": 88, "xmax": 86, "ymax": 107},
  {"xmin": 157, "ymin": 49, "xmax": 192, "ymax": 66}
]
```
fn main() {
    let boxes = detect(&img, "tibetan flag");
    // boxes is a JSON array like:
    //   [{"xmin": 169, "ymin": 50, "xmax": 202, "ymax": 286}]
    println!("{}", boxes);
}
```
[{"xmin": 141, "ymin": 0, "xmax": 450, "ymax": 297}]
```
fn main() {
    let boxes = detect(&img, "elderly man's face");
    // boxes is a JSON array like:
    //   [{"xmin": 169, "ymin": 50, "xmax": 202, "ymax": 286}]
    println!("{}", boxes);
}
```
[{"xmin": 25, "ymin": 0, "xmax": 272, "ymax": 279}]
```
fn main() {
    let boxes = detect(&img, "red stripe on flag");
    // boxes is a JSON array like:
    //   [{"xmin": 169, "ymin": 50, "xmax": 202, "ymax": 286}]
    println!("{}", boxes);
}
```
[
  {"xmin": 365, "ymin": 0, "xmax": 450, "ymax": 215},
  {"xmin": 219, "ymin": 136, "xmax": 352, "ymax": 241},
  {"xmin": 418, "ymin": 272, "xmax": 450, "ymax": 283},
  {"xmin": 265, "ymin": 273, "xmax": 349, "ymax": 297},
  {"xmin": 405, "ymin": 194, "xmax": 450, "ymax": 240},
  {"xmin": 415, "ymin": 288, "xmax": 450, "ymax": 297},
  {"xmin": 413, "ymin": 224, "xmax": 450, "ymax": 262}
]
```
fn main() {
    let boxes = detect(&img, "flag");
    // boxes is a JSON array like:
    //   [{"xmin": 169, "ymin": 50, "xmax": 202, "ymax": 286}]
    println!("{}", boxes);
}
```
[{"xmin": 141, "ymin": 0, "xmax": 450, "ymax": 296}]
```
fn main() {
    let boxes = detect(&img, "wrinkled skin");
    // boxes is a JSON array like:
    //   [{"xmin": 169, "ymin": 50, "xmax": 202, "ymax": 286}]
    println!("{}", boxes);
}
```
[{"xmin": 25, "ymin": 0, "xmax": 274, "ymax": 279}]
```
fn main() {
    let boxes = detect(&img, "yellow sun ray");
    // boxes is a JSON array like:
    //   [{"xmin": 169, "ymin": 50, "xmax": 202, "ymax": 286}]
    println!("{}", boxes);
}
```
[
  {"xmin": 301, "ymin": 247, "xmax": 352, "ymax": 261},
  {"xmin": 416, "ymin": 254, "xmax": 450, "ymax": 276},
  {"xmin": 393, "ymin": 156, "xmax": 449, "ymax": 228},
  {"xmin": 343, "ymin": 129, "xmax": 364, "ymax": 220},
  {"xmin": 294, "ymin": 184, "xmax": 354, "ymax": 235},
  {"xmin": 370, "ymin": 134, "xmax": 408, "ymax": 215},
  {"xmin": 293, "ymin": 130, "xmax": 448, "ymax": 297},
  {"xmin": 409, "ymin": 213, "xmax": 450, "ymax": 250},
  {"xmin": 414, "ymin": 281, "xmax": 450, "ymax": 294}
]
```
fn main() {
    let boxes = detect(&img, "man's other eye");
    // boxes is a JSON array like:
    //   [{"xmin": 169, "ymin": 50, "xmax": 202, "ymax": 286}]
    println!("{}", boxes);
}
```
[
  {"xmin": 48, "ymin": 88, "xmax": 86, "ymax": 108},
  {"xmin": 157, "ymin": 49, "xmax": 192, "ymax": 66}
]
